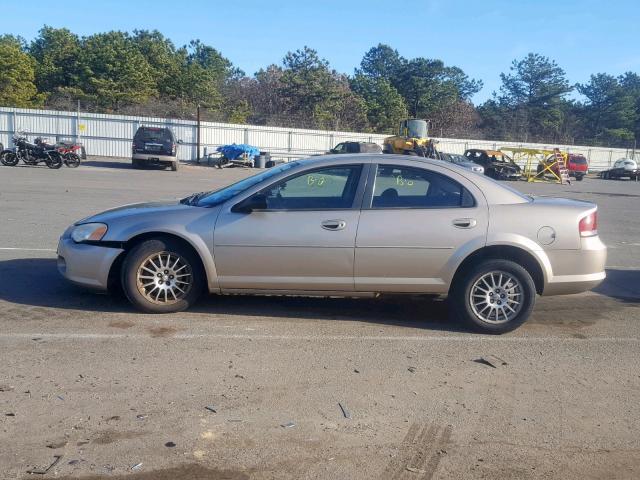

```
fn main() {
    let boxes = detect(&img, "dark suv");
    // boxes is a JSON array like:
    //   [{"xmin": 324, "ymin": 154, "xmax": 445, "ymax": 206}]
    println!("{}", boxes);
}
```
[{"xmin": 132, "ymin": 126, "xmax": 180, "ymax": 171}]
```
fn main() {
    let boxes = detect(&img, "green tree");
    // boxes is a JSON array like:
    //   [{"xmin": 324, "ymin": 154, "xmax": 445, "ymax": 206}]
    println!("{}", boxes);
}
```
[
  {"xmin": 355, "ymin": 45, "xmax": 482, "ymax": 132},
  {"xmin": 131, "ymin": 30, "xmax": 180, "ymax": 97},
  {"xmin": 497, "ymin": 53, "xmax": 572, "ymax": 140},
  {"xmin": 79, "ymin": 31, "xmax": 156, "ymax": 110},
  {"xmin": 357, "ymin": 44, "xmax": 404, "ymax": 80},
  {"xmin": 350, "ymin": 74, "xmax": 407, "ymax": 132},
  {"xmin": 0, "ymin": 36, "xmax": 44, "ymax": 107},
  {"xmin": 279, "ymin": 46, "xmax": 368, "ymax": 130},
  {"xmin": 619, "ymin": 72, "xmax": 640, "ymax": 142},
  {"xmin": 29, "ymin": 26, "xmax": 82, "ymax": 94},
  {"xmin": 576, "ymin": 73, "xmax": 635, "ymax": 144}
]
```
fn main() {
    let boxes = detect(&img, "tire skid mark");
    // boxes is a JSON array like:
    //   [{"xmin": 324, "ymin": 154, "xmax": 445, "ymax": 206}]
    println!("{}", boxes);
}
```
[{"xmin": 382, "ymin": 422, "xmax": 452, "ymax": 480}]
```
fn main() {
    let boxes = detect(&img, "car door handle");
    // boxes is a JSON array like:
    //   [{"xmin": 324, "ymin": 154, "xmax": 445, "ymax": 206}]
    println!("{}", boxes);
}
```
[
  {"xmin": 321, "ymin": 220, "xmax": 347, "ymax": 231},
  {"xmin": 452, "ymin": 218, "xmax": 477, "ymax": 228}
]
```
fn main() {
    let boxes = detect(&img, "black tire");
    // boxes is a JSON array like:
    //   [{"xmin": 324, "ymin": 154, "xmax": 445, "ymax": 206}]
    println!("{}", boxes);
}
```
[
  {"xmin": 64, "ymin": 153, "xmax": 81, "ymax": 168},
  {"xmin": 2, "ymin": 152, "xmax": 19, "ymax": 166},
  {"xmin": 602, "ymin": 171, "xmax": 609, "ymax": 179},
  {"xmin": 132, "ymin": 159, "xmax": 142, "ymax": 169},
  {"xmin": 575, "ymin": 174, "xmax": 584, "ymax": 181},
  {"xmin": 449, "ymin": 259, "xmax": 536, "ymax": 334},
  {"xmin": 171, "ymin": 162, "xmax": 178, "ymax": 171},
  {"xmin": 46, "ymin": 152, "xmax": 63, "ymax": 169},
  {"xmin": 121, "ymin": 237, "xmax": 204, "ymax": 313}
]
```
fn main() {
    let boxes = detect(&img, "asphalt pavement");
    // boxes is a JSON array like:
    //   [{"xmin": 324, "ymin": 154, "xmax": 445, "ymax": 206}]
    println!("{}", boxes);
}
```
[{"xmin": 0, "ymin": 159, "xmax": 639, "ymax": 479}]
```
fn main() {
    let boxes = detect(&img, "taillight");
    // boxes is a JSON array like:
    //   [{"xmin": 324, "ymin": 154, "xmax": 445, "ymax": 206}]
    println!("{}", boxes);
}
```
[{"xmin": 579, "ymin": 211, "xmax": 598, "ymax": 237}]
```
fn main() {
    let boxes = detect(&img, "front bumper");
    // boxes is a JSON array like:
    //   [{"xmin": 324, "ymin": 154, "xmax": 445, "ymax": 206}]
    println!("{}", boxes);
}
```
[
  {"xmin": 57, "ymin": 237, "xmax": 124, "ymax": 291},
  {"xmin": 542, "ymin": 236, "xmax": 607, "ymax": 296}
]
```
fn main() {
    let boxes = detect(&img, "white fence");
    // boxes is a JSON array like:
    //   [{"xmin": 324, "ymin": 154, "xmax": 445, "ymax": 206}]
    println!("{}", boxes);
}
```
[{"xmin": 0, "ymin": 106, "xmax": 636, "ymax": 170}]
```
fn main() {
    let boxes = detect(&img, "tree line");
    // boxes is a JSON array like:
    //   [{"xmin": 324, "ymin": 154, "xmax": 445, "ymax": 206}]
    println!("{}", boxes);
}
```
[{"xmin": 1, "ymin": 27, "xmax": 638, "ymax": 148}]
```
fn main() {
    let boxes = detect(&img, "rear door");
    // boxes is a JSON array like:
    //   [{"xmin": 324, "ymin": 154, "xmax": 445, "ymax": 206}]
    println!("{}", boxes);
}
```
[{"xmin": 354, "ymin": 162, "xmax": 488, "ymax": 293}]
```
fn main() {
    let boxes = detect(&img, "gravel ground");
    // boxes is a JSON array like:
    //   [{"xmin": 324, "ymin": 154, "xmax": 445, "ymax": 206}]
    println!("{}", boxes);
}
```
[{"xmin": 0, "ymin": 158, "xmax": 639, "ymax": 479}]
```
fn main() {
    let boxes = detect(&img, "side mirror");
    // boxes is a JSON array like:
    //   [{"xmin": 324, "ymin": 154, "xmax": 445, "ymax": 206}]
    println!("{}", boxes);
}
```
[
  {"xmin": 177, "ymin": 139, "xmax": 184, "ymax": 144},
  {"xmin": 232, "ymin": 193, "xmax": 267, "ymax": 213}
]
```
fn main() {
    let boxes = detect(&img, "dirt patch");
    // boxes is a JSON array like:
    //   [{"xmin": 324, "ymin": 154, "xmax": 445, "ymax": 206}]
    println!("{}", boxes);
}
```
[
  {"xmin": 147, "ymin": 326, "xmax": 179, "ymax": 338},
  {"xmin": 109, "ymin": 320, "xmax": 135, "ymax": 329},
  {"xmin": 92, "ymin": 430, "xmax": 145, "ymax": 445},
  {"xmin": 53, "ymin": 464, "xmax": 250, "ymax": 480}
]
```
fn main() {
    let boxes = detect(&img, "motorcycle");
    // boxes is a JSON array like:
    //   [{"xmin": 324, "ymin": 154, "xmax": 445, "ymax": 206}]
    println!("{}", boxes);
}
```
[
  {"xmin": 55, "ymin": 141, "xmax": 82, "ymax": 168},
  {"xmin": 0, "ymin": 137, "xmax": 20, "ymax": 166},
  {"xmin": 2, "ymin": 134, "xmax": 63, "ymax": 169}
]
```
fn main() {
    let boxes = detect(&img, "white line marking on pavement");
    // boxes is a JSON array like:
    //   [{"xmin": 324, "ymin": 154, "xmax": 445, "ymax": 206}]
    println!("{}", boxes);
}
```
[
  {"xmin": 0, "ymin": 247, "xmax": 56, "ymax": 252},
  {"xmin": 0, "ymin": 333, "xmax": 637, "ymax": 343}
]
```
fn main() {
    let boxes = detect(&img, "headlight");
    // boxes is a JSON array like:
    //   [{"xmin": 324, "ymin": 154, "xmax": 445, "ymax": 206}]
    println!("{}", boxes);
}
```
[{"xmin": 71, "ymin": 223, "xmax": 108, "ymax": 243}]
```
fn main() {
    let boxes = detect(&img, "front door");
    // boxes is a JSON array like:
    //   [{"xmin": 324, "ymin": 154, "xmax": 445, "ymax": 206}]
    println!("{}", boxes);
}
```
[
  {"xmin": 214, "ymin": 164, "xmax": 365, "ymax": 292},
  {"xmin": 354, "ymin": 163, "xmax": 488, "ymax": 293}
]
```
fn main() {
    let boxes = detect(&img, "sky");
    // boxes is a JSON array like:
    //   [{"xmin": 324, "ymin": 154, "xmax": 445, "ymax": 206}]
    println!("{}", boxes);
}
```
[{"xmin": 6, "ymin": 0, "xmax": 640, "ymax": 103}]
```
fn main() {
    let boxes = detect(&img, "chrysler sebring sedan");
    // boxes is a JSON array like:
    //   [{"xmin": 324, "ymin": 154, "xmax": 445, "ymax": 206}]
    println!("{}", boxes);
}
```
[{"xmin": 57, "ymin": 155, "xmax": 606, "ymax": 333}]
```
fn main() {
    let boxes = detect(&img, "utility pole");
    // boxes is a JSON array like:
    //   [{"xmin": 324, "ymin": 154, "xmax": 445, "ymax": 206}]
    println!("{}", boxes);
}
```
[
  {"xmin": 196, "ymin": 104, "xmax": 201, "ymax": 164},
  {"xmin": 77, "ymin": 99, "xmax": 81, "ymax": 144}
]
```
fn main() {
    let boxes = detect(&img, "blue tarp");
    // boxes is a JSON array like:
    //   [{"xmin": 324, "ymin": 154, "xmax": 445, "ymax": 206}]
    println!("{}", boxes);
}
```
[{"xmin": 216, "ymin": 143, "xmax": 260, "ymax": 160}]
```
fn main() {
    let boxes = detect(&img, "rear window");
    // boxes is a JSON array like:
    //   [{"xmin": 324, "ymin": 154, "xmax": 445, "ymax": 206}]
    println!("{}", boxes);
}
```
[
  {"xmin": 135, "ymin": 127, "xmax": 173, "ymax": 142},
  {"xmin": 571, "ymin": 156, "xmax": 588, "ymax": 164}
]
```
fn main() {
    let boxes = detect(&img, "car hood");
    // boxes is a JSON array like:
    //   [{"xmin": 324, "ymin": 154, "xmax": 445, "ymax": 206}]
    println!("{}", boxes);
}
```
[{"xmin": 76, "ymin": 200, "xmax": 192, "ymax": 225}]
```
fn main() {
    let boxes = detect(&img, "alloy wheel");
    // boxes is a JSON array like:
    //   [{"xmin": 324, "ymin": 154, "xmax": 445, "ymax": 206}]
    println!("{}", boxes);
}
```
[
  {"xmin": 136, "ymin": 251, "xmax": 193, "ymax": 304},
  {"xmin": 469, "ymin": 270, "xmax": 523, "ymax": 324}
]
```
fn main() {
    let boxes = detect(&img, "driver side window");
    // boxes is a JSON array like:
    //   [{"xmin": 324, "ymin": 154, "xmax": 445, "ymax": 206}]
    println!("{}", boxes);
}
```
[{"xmin": 259, "ymin": 165, "xmax": 362, "ymax": 210}]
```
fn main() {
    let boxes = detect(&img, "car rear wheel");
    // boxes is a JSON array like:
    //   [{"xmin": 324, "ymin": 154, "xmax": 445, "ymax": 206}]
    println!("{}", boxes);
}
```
[
  {"xmin": 450, "ymin": 259, "xmax": 536, "ymax": 334},
  {"xmin": 171, "ymin": 162, "xmax": 178, "ymax": 171},
  {"xmin": 121, "ymin": 237, "xmax": 204, "ymax": 313},
  {"xmin": 575, "ymin": 174, "xmax": 584, "ymax": 181}
]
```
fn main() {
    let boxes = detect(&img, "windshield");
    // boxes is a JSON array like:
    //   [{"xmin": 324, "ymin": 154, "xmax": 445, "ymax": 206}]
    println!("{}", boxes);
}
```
[
  {"xmin": 184, "ymin": 161, "xmax": 300, "ymax": 207},
  {"xmin": 406, "ymin": 119, "xmax": 428, "ymax": 139}
]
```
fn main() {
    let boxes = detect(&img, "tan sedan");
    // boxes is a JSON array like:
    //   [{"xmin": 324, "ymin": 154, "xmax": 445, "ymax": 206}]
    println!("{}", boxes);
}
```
[{"xmin": 58, "ymin": 155, "xmax": 606, "ymax": 333}]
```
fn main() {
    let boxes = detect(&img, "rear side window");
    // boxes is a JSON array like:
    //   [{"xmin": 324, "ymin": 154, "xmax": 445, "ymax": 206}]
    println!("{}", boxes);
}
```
[
  {"xmin": 371, "ymin": 165, "xmax": 475, "ymax": 209},
  {"xmin": 571, "ymin": 156, "xmax": 588, "ymax": 165}
]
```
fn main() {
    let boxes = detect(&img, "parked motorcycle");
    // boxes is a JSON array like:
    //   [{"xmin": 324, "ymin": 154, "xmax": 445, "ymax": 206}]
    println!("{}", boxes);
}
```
[
  {"xmin": 2, "ymin": 134, "xmax": 63, "ymax": 169},
  {"xmin": 56, "ymin": 141, "xmax": 82, "ymax": 168},
  {"xmin": 1, "ymin": 138, "xmax": 19, "ymax": 166}
]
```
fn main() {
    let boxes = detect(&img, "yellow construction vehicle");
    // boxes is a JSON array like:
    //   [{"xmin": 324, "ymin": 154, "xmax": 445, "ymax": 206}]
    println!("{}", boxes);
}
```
[{"xmin": 383, "ymin": 119, "xmax": 439, "ymax": 158}]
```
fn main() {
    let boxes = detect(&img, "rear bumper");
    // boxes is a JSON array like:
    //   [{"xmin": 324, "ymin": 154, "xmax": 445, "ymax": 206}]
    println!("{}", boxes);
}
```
[
  {"xmin": 132, "ymin": 153, "xmax": 176, "ymax": 163},
  {"xmin": 542, "ymin": 236, "xmax": 607, "ymax": 295},
  {"xmin": 57, "ymin": 237, "xmax": 123, "ymax": 291}
]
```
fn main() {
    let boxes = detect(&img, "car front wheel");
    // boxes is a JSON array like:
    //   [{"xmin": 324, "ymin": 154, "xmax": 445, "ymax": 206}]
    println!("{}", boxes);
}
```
[
  {"xmin": 450, "ymin": 259, "xmax": 536, "ymax": 334},
  {"xmin": 121, "ymin": 237, "xmax": 204, "ymax": 313}
]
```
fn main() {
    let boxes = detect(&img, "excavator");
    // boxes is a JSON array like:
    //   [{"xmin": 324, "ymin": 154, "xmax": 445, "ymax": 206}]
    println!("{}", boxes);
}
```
[{"xmin": 382, "ymin": 119, "xmax": 440, "ymax": 158}]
